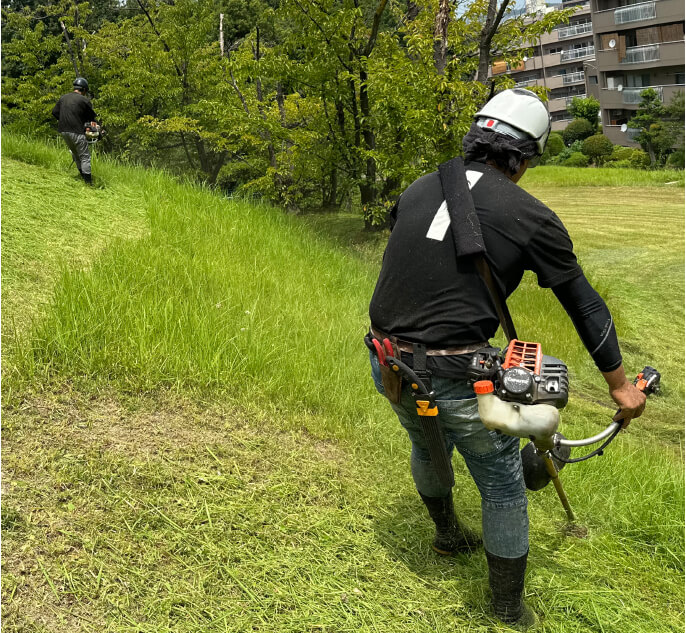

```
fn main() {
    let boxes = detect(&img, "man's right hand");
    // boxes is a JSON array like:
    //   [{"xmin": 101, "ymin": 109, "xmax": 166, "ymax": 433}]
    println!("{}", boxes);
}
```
[{"xmin": 603, "ymin": 366, "xmax": 647, "ymax": 428}]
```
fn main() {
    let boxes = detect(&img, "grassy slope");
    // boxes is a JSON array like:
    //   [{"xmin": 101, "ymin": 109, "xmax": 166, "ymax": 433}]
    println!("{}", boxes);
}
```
[{"xmin": 2, "ymin": 136, "xmax": 684, "ymax": 633}]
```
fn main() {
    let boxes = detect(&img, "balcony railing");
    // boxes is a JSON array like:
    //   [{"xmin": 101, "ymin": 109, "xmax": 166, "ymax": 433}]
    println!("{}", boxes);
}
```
[
  {"xmin": 622, "ymin": 86, "xmax": 663, "ymax": 103},
  {"xmin": 514, "ymin": 79, "xmax": 537, "ymax": 88},
  {"xmin": 557, "ymin": 22, "xmax": 593, "ymax": 39},
  {"xmin": 566, "ymin": 93, "xmax": 587, "ymax": 105},
  {"xmin": 562, "ymin": 71, "xmax": 586, "ymax": 84},
  {"xmin": 560, "ymin": 46, "xmax": 595, "ymax": 62},
  {"xmin": 622, "ymin": 44, "xmax": 660, "ymax": 64},
  {"xmin": 614, "ymin": 1, "xmax": 656, "ymax": 24}
]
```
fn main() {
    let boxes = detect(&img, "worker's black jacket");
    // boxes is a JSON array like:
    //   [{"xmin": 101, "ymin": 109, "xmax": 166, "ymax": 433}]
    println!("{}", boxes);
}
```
[
  {"xmin": 370, "ymin": 160, "xmax": 623, "ymax": 378},
  {"xmin": 52, "ymin": 92, "xmax": 97, "ymax": 134},
  {"xmin": 370, "ymin": 161, "xmax": 583, "ymax": 345}
]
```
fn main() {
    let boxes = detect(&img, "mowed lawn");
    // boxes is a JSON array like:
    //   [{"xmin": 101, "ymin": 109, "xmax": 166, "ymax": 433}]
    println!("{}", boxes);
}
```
[{"xmin": 2, "ymin": 136, "xmax": 684, "ymax": 633}]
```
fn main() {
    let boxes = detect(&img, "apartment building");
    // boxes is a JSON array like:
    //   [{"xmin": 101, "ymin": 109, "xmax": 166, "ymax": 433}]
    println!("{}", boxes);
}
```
[
  {"xmin": 491, "ymin": 2, "xmax": 596, "ymax": 131},
  {"xmin": 585, "ymin": 0, "xmax": 684, "ymax": 145}
]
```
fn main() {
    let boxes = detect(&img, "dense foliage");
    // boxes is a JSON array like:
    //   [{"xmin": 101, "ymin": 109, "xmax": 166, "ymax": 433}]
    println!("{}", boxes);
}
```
[
  {"xmin": 627, "ymin": 88, "xmax": 684, "ymax": 167},
  {"xmin": 581, "ymin": 134, "xmax": 612, "ymax": 166},
  {"xmin": 567, "ymin": 95, "xmax": 599, "ymax": 127},
  {"xmin": 2, "ymin": 0, "xmax": 572, "ymax": 224},
  {"xmin": 561, "ymin": 117, "xmax": 594, "ymax": 146}
]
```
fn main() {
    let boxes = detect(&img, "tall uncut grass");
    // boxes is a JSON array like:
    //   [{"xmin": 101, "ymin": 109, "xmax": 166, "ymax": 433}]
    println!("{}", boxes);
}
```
[
  {"xmin": 8, "ymin": 156, "xmax": 378, "ymax": 440},
  {"xmin": 3, "ymin": 134, "xmax": 684, "ymax": 633}
]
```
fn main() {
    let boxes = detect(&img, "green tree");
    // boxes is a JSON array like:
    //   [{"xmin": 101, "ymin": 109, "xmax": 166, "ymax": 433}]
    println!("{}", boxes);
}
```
[
  {"xmin": 1, "ymin": 0, "xmax": 574, "ymax": 222},
  {"xmin": 562, "ymin": 118, "xmax": 594, "ymax": 146},
  {"xmin": 666, "ymin": 149, "xmax": 684, "ymax": 169},
  {"xmin": 627, "ymin": 89, "xmax": 684, "ymax": 166},
  {"xmin": 567, "ymin": 95, "xmax": 599, "ymax": 127},
  {"xmin": 582, "ymin": 134, "xmax": 612, "ymax": 166},
  {"xmin": 540, "ymin": 132, "xmax": 564, "ymax": 163}
]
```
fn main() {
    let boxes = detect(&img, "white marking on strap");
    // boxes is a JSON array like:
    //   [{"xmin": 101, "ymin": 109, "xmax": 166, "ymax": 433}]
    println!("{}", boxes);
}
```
[{"xmin": 426, "ymin": 170, "xmax": 483, "ymax": 242}]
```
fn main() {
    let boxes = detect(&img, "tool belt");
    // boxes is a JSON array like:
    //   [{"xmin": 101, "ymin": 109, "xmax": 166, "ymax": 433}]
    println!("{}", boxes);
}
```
[
  {"xmin": 369, "ymin": 326, "xmax": 486, "ymax": 357},
  {"xmin": 368, "ymin": 326, "xmax": 486, "ymax": 405}
]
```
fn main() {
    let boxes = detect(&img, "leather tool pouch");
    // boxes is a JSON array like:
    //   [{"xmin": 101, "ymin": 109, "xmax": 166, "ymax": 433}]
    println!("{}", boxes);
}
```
[
  {"xmin": 379, "ymin": 337, "xmax": 402, "ymax": 404},
  {"xmin": 380, "ymin": 361, "xmax": 402, "ymax": 404}
]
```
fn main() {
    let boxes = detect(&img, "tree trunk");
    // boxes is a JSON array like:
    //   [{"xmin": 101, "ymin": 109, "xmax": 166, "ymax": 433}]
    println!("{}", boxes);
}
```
[
  {"xmin": 254, "ymin": 27, "xmax": 278, "ymax": 170},
  {"xmin": 208, "ymin": 151, "xmax": 228, "ymax": 186},
  {"xmin": 323, "ymin": 165, "xmax": 338, "ymax": 209},
  {"xmin": 219, "ymin": 13, "xmax": 224, "ymax": 57},
  {"xmin": 433, "ymin": 0, "xmax": 451, "ymax": 75},
  {"xmin": 359, "ymin": 0, "xmax": 389, "ymax": 230},
  {"xmin": 476, "ymin": 0, "xmax": 511, "ymax": 84},
  {"xmin": 359, "ymin": 66, "xmax": 379, "ymax": 230},
  {"xmin": 59, "ymin": 20, "xmax": 80, "ymax": 77}
]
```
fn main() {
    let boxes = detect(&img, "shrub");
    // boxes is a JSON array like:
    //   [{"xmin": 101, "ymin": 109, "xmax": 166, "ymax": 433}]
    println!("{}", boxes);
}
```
[
  {"xmin": 563, "ymin": 118, "xmax": 595, "ymax": 146},
  {"xmin": 605, "ymin": 159, "xmax": 633, "ymax": 169},
  {"xmin": 582, "ymin": 134, "xmax": 613, "ymax": 165},
  {"xmin": 540, "ymin": 133, "xmax": 565, "ymax": 164},
  {"xmin": 629, "ymin": 149, "xmax": 650, "ymax": 169},
  {"xmin": 550, "ymin": 140, "xmax": 583, "ymax": 165},
  {"xmin": 563, "ymin": 152, "xmax": 590, "ymax": 167},
  {"xmin": 608, "ymin": 145, "xmax": 634, "ymax": 163},
  {"xmin": 666, "ymin": 149, "xmax": 684, "ymax": 169},
  {"xmin": 547, "ymin": 133, "xmax": 565, "ymax": 157}
]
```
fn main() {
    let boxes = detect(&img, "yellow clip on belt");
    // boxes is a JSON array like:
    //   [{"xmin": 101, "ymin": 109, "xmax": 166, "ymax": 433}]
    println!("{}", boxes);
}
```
[{"xmin": 416, "ymin": 400, "xmax": 438, "ymax": 416}]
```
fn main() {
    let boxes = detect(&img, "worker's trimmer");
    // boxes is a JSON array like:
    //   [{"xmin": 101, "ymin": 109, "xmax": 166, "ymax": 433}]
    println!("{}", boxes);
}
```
[
  {"xmin": 468, "ymin": 340, "xmax": 660, "ymax": 524},
  {"xmin": 84, "ymin": 121, "xmax": 104, "ymax": 143}
]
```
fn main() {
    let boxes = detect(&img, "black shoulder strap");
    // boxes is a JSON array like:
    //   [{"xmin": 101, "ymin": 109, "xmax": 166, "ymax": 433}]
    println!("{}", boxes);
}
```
[
  {"xmin": 437, "ymin": 158, "xmax": 485, "ymax": 258},
  {"xmin": 437, "ymin": 157, "xmax": 518, "ymax": 342}
]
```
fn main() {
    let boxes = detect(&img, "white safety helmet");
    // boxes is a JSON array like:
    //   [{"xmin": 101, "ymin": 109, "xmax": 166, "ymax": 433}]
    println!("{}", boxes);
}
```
[{"xmin": 474, "ymin": 89, "xmax": 551, "ymax": 156}]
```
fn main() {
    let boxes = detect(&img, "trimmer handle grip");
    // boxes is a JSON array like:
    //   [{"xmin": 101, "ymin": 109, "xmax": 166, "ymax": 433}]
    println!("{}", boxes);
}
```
[{"xmin": 555, "ymin": 365, "xmax": 661, "ymax": 457}]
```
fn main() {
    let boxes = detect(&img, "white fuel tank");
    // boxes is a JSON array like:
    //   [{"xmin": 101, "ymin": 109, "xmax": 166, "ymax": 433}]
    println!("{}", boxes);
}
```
[{"xmin": 473, "ymin": 380, "xmax": 560, "ymax": 441}]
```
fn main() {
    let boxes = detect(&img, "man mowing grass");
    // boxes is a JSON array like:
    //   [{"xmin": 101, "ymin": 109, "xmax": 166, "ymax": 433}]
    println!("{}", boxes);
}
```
[
  {"xmin": 52, "ymin": 77, "xmax": 98, "ymax": 186},
  {"xmin": 366, "ymin": 89, "xmax": 646, "ymax": 629}
]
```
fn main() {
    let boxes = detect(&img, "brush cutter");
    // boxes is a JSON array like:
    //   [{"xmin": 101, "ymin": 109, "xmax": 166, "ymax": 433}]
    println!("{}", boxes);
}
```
[
  {"xmin": 84, "ymin": 121, "xmax": 104, "ymax": 143},
  {"xmin": 468, "ymin": 340, "xmax": 661, "ymax": 524}
]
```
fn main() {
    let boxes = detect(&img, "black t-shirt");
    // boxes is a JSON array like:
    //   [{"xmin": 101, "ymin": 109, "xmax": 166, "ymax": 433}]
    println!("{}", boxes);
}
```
[
  {"xmin": 369, "ymin": 161, "xmax": 582, "ymax": 352},
  {"xmin": 52, "ymin": 92, "xmax": 97, "ymax": 134}
]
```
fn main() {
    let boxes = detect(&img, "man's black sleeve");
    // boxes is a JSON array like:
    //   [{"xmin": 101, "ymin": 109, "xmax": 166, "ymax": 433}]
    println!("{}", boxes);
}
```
[
  {"xmin": 52, "ymin": 99, "xmax": 61, "ymax": 120},
  {"xmin": 552, "ymin": 273, "xmax": 622, "ymax": 372}
]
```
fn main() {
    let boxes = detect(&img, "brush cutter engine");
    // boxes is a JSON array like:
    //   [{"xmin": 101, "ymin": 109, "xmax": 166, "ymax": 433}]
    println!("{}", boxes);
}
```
[
  {"xmin": 468, "ymin": 340, "xmax": 569, "ymax": 409},
  {"xmin": 84, "ymin": 121, "xmax": 103, "ymax": 142}
]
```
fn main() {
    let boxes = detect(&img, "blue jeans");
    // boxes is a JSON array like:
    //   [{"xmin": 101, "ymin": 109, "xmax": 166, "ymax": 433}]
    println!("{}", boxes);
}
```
[{"xmin": 370, "ymin": 352, "xmax": 528, "ymax": 558}]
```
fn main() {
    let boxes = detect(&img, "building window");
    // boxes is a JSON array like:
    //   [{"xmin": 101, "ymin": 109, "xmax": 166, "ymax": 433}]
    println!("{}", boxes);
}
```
[
  {"xmin": 588, "ymin": 75, "xmax": 598, "ymax": 85},
  {"xmin": 677, "ymin": 73, "xmax": 685, "ymax": 85}
]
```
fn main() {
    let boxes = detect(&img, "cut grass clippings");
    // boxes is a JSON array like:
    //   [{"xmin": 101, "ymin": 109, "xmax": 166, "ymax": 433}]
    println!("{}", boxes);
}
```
[{"xmin": 2, "ymin": 134, "xmax": 684, "ymax": 632}]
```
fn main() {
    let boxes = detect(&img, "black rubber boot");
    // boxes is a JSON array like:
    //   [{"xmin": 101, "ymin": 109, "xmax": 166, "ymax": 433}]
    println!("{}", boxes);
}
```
[
  {"xmin": 486, "ymin": 550, "xmax": 537, "ymax": 630},
  {"xmin": 81, "ymin": 172, "xmax": 93, "ymax": 185},
  {"xmin": 418, "ymin": 492, "xmax": 481, "ymax": 555}
]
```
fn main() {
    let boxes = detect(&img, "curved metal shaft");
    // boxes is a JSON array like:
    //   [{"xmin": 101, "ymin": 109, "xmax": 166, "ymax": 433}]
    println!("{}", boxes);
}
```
[{"xmin": 557, "ymin": 422, "xmax": 619, "ymax": 447}]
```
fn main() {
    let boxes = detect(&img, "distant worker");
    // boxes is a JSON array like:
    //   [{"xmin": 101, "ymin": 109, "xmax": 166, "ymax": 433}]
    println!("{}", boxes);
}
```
[
  {"xmin": 52, "ymin": 77, "xmax": 98, "ymax": 185},
  {"xmin": 367, "ymin": 89, "xmax": 646, "ymax": 629}
]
